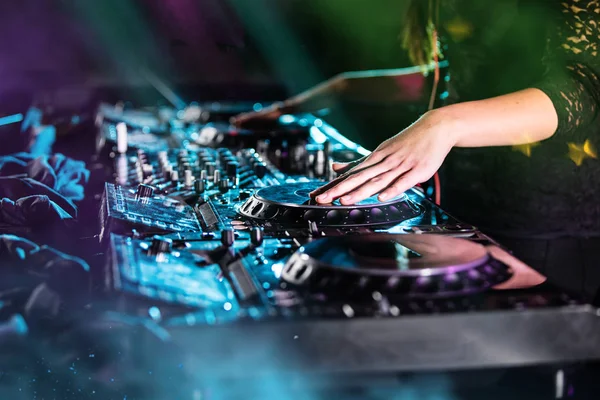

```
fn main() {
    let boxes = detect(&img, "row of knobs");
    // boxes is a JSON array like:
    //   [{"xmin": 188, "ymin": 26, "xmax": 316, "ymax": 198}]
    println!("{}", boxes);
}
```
[
  {"xmin": 128, "ymin": 146, "xmax": 272, "ymax": 199},
  {"xmin": 147, "ymin": 227, "xmax": 264, "ymax": 256}
]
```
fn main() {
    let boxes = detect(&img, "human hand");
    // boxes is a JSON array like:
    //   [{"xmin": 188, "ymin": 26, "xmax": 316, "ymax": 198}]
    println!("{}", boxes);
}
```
[
  {"xmin": 231, "ymin": 75, "xmax": 348, "ymax": 127},
  {"xmin": 310, "ymin": 110, "xmax": 458, "ymax": 205},
  {"xmin": 231, "ymin": 101, "xmax": 293, "ymax": 127}
]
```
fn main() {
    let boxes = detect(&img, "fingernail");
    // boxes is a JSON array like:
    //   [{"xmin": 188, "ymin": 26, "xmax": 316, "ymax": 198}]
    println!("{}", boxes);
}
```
[
  {"xmin": 316, "ymin": 194, "xmax": 328, "ymax": 201},
  {"xmin": 379, "ymin": 192, "xmax": 389, "ymax": 201},
  {"xmin": 341, "ymin": 195, "xmax": 352, "ymax": 203}
]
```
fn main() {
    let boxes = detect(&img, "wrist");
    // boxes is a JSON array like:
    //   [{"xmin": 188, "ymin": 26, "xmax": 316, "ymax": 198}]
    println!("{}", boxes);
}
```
[{"xmin": 420, "ymin": 106, "xmax": 466, "ymax": 146}]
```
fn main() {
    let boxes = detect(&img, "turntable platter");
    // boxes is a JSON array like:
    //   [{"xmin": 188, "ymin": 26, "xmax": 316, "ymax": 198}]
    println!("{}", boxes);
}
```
[
  {"xmin": 238, "ymin": 182, "xmax": 423, "ymax": 227},
  {"xmin": 281, "ymin": 234, "xmax": 512, "ymax": 298}
]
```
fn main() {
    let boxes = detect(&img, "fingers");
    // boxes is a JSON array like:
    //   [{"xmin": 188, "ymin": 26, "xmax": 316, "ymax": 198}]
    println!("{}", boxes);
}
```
[
  {"xmin": 331, "ymin": 157, "xmax": 364, "ymax": 174},
  {"xmin": 378, "ymin": 169, "xmax": 424, "ymax": 201},
  {"xmin": 314, "ymin": 157, "xmax": 400, "ymax": 203},
  {"xmin": 337, "ymin": 167, "xmax": 404, "ymax": 205},
  {"xmin": 308, "ymin": 157, "xmax": 366, "ymax": 198}
]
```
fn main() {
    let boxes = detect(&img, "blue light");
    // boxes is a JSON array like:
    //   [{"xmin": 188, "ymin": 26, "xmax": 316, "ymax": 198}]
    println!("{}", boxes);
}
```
[
  {"xmin": 279, "ymin": 115, "xmax": 295, "ymax": 124},
  {"xmin": 0, "ymin": 113, "xmax": 23, "ymax": 127},
  {"xmin": 148, "ymin": 306, "xmax": 162, "ymax": 321},
  {"xmin": 253, "ymin": 103, "xmax": 263, "ymax": 112},
  {"xmin": 271, "ymin": 262, "xmax": 284, "ymax": 278},
  {"xmin": 223, "ymin": 302, "xmax": 232, "ymax": 311},
  {"xmin": 310, "ymin": 126, "xmax": 327, "ymax": 144}
]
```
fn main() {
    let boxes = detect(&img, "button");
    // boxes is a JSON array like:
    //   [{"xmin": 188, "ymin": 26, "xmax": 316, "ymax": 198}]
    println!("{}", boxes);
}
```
[
  {"xmin": 325, "ymin": 210, "xmax": 343, "ymax": 224},
  {"xmin": 302, "ymin": 210, "xmax": 319, "ymax": 222},
  {"xmin": 348, "ymin": 209, "xmax": 365, "ymax": 224},
  {"xmin": 370, "ymin": 207, "xmax": 385, "ymax": 222}
]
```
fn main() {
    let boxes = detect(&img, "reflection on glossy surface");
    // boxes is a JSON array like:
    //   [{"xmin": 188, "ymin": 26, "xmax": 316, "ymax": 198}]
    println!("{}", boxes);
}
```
[
  {"xmin": 300, "ymin": 234, "xmax": 490, "ymax": 273},
  {"xmin": 488, "ymin": 245, "xmax": 546, "ymax": 290}
]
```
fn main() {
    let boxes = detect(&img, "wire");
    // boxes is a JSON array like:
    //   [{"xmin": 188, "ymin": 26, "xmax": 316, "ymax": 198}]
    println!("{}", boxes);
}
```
[{"xmin": 427, "ymin": 0, "xmax": 442, "ymax": 206}]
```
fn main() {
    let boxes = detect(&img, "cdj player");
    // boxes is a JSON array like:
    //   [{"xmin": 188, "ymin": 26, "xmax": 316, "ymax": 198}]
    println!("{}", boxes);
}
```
[{"xmin": 96, "ymin": 101, "xmax": 600, "ymax": 382}]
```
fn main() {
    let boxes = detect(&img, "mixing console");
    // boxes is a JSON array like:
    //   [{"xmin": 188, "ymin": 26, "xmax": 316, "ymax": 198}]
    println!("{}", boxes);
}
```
[{"xmin": 95, "ymin": 101, "xmax": 600, "ymax": 379}]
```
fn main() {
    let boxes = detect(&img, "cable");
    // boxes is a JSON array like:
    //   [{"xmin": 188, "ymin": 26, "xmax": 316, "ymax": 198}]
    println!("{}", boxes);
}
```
[{"xmin": 427, "ymin": 0, "xmax": 442, "ymax": 205}]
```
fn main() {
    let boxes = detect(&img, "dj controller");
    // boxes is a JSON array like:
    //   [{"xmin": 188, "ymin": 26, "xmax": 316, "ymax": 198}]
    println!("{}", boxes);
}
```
[{"xmin": 94, "ymin": 101, "xmax": 600, "ymax": 386}]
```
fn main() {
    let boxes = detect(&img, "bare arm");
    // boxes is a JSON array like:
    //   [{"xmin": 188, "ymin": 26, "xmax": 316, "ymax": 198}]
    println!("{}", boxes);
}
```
[
  {"xmin": 433, "ymin": 88, "xmax": 559, "ymax": 148},
  {"xmin": 232, "ymin": 63, "xmax": 446, "ymax": 125},
  {"xmin": 312, "ymin": 0, "xmax": 600, "ymax": 205}
]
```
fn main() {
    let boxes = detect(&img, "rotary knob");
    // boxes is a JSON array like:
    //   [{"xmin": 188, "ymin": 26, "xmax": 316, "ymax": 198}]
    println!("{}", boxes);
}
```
[
  {"xmin": 254, "ymin": 163, "xmax": 267, "ymax": 179},
  {"xmin": 250, "ymin": 227, "xmax": 264, "ymax": 246},
  {"xmin": 184, "ymin": 169, "xmax": 194, "ymax": 188},
  {"xmin": 221, "ymin": 229, "xmax": 235, "ymax": 247},
  {"xmin": 219, "ymin": 177, "xmax": 230, "ymax": 193},
  {"xmin": 205, "ymin": 162, "xmax": 216, "ymax": 176},
  {"xmin": 194, "ymin": 179, "xmax": 205, "ymax": 194},
  {"xmin": 116, "ymin": 122, "xmax": 128, "ymax": 154},
  {"xmin": 226, "ymin": 162, "xmax": 238, "ymax": 177}
]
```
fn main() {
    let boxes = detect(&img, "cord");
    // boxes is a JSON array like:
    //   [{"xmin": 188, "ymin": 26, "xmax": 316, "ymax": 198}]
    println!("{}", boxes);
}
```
[{"xmin": 427, "ymin": 0, "xmax": 442, "ymax": 205}]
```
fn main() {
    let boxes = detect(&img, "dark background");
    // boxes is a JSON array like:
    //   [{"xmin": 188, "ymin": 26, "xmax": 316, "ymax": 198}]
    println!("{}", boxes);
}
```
[{"xmin": 0, "ymin": 0, "xmax": 421, "ymax": 149}]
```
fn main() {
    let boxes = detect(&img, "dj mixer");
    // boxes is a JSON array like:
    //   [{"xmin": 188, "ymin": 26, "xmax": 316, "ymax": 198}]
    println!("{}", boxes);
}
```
[{"xmin": 96, "ymin": 101, "xmax": 600, "ymax": 381}]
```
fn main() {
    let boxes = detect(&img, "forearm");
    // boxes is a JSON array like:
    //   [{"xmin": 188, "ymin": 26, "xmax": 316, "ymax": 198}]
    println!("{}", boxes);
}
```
[{"xmin": 430, "ymin": 88, "xmax": 559, "ymax": 147}]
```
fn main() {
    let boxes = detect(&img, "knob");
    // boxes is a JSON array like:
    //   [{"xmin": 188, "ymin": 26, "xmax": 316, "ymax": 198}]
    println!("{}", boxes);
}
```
[
  {"xmin": 149, "ymin": 235, "xmax": 172, "ymax": 255},
  {"xmin": 213, "ymin": 170, "xmax": 221, "ymax": 184},
  {"xmin": 221, "ymin": 229, "xmax": 235, "ymax": 247},
  {"xmin": 254, "ymin": 163, "xmax": 267, "ymax": 179},
  {"xmin": 163, "ymin": 165, "xmax": 173, "ymax": 179},
  {"xmin": 170, "ymin": 170, "xmax": 179, "ymax": 183},
  {"xmin": 219, "ymin": 177, "xmax": 230, "ymax": 193},
  {"xmin": 250, "ymin": 227, "xmax": 264, "ymax": 246},
  {"xmin": 184, "ymin": 169, "xmax": 194, "ymax": 188},
  {"xmin": 323, "ymin": 141, "xmax": 332, "ymax": 176},
  {"xmin": 314, "ymin": 149, "xmax": 326, "ymax": 177},
  {"xmin": 200, "ymin": 169, "xmax": 207, "ymax": 181},
  {"xmin": 141, "ymin": 164, "xmax": 154, "ymax": 179},
  {"xmin": 135, "ymin": 184, "xmax": 154, "ymax": 200},
  {"xmin": 194, "ymin": 179, "xmax": 205, "ymax": 194},
  {"xmin": 200, "ymin": 156, "xmax": 213, "ymax": 167},
  {"xmin": 226, "ymin": 162, "xmax": 238, "ymax": 177},
  {"xmin": 205, "ymin": 162, "xmax": 216, "ymax": 176},
  {"xmin": 116, "ymin": 122, "xmax": 128, "ymax": 154}
]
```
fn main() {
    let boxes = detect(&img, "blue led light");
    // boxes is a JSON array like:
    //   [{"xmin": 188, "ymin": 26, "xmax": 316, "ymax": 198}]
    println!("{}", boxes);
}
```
[
  {"xmin": 148, "ymin": 306, "xmax": 162, "ymax": 321},
  {"xmin": 279, "ymin": 115, "xmax": 295, "ymax": 124},
  {"xmin": 0, "ymin": 113, "xmax": 23, "ymax": 127}
]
